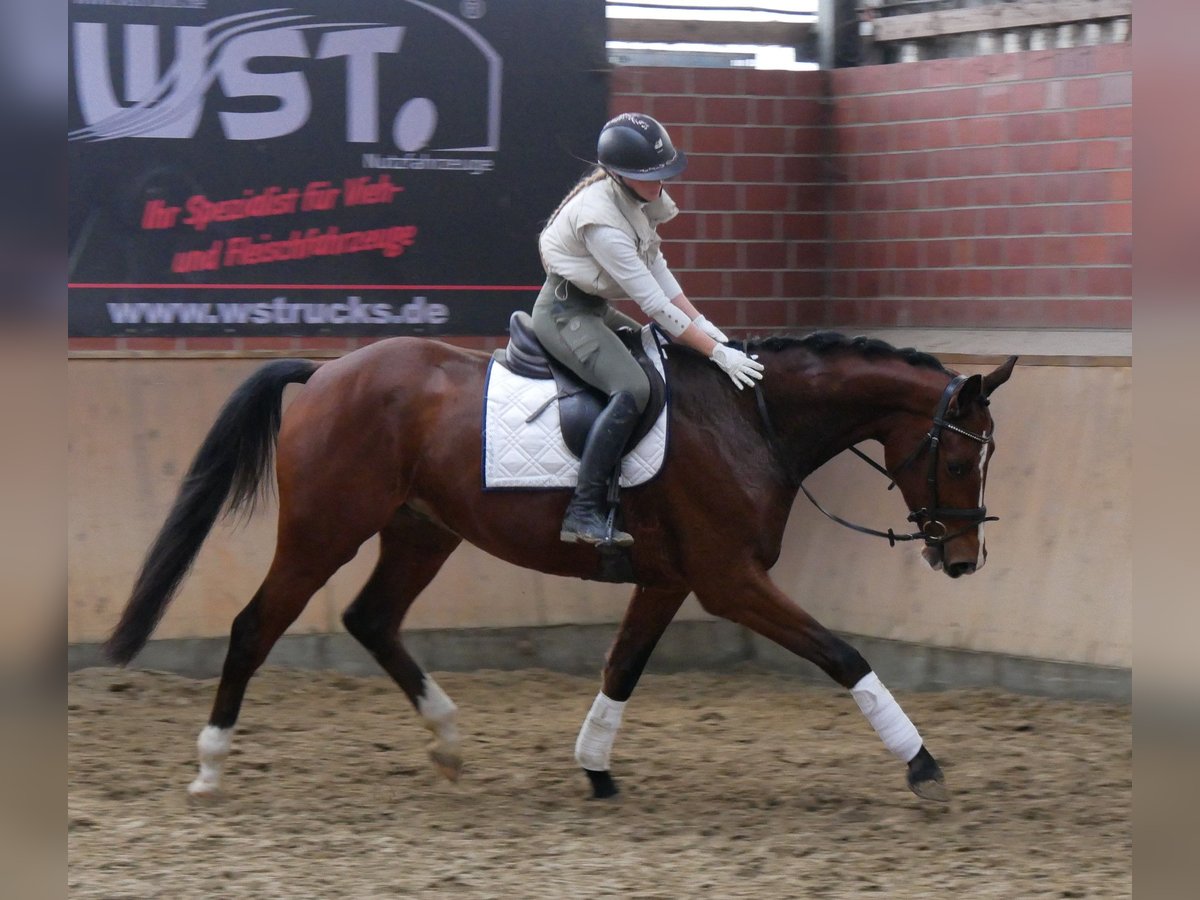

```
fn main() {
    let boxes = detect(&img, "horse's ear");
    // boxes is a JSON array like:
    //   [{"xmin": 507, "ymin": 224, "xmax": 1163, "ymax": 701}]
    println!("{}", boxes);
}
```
[
  {"xmin": 982, "ymin": 355, "xmax": 1018, "ymax": 397},
  {"xmin": 947, "ymin": 374, "xmax": 983, "ymax": 418}
]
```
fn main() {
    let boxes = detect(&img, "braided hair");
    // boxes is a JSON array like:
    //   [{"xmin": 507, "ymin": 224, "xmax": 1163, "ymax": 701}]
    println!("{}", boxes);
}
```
[{"xmin": 538, "ymin": 167, "xmax": 608, "ymax": 271}]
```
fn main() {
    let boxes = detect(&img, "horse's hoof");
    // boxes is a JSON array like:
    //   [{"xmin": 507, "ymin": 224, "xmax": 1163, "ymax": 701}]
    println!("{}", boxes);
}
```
[
  {"xmin": 908, "ymin": 775, "xmax": 950, "ymax": 802},
  {"xmin": 429, "ymin": 746, "xmax": 463, "ymax": 782},
  {"xmin": 584, "ymin": 769, "xmax": 619, "ymax": 799},
  {"xmin": 906, "ymin": 746, "xmax": 950, "ymax": 803},
  {"xmin": 186, "ymin": 777, "xmax": 222, "ymax": 799}
]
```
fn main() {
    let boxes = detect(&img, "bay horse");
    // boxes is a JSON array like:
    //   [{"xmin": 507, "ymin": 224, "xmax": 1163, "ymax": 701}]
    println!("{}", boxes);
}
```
[{"xmin": 104, "ymin": 330, "xmax": 1016, "ymax": 803}]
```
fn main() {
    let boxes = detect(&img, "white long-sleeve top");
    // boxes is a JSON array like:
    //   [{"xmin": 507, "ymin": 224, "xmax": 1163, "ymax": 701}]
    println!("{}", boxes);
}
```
[
  {"xmin": 540, "ymin": 175, "xmax": 688, "ymax": 333},
  {"xmin": 581, "ymin": 225, "xmax": 682, "ymax": 322}
]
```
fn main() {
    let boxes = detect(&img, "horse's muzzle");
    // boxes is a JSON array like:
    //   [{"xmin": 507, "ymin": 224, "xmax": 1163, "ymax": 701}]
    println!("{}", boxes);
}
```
[
  {"xmin": 944, "ymin": 560, "xmax": 977, "ymax": 579},
  {"xmin": 921, "ymin": 545, "xmax": 979, "ymax": 578}
]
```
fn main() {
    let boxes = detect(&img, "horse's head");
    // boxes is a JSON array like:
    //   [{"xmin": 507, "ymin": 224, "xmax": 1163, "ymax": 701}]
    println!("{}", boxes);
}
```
[{"xmin": 885, "ymin": 357, "xmax": 1017, "ymax": 579}]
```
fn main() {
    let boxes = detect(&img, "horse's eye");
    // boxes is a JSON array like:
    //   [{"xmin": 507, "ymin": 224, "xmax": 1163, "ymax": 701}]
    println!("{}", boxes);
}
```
[{"xmin": 947, "ymin": 461, "xmax": 970, "ymax": 477}]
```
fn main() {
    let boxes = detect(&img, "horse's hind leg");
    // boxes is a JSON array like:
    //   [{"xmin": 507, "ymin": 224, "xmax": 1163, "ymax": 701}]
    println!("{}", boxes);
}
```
[
  {"xmin": 694, "ymin": 569, "xmax": 948, "ymax": 802},
  {"xmin": 189, "ymin": 531, "xmax": 360, "ymax": 797},
  {"xmin": 340, "ymin": 509, "xmax": 464, "ymax": 782},
  {"xmin": 575, "ymin": 585, "xmax": 688, "ymax": 799}
]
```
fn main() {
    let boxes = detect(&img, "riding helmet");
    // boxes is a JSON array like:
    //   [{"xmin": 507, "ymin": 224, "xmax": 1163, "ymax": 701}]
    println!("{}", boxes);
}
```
[{"xmin": 596, "ymin": 113, "xmax": 688, "ymax": 181}]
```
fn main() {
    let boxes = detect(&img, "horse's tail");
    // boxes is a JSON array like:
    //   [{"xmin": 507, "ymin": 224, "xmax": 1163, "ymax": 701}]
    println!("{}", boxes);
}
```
[{"xmin": 104, "ymin": 359, "xmax": 320, "ymax": 665}]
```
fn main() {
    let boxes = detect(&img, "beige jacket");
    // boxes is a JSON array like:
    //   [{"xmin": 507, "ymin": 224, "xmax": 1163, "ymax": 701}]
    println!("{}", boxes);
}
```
[{"xmin": 539, "ymin": 176, "xmax": 679, "ymax": 302}]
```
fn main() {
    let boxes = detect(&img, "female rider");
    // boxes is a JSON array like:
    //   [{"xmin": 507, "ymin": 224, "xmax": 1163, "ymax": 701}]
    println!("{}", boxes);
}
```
[{"xmin": 535, "ymin": 112, "xmax": 764, "ymax": 547}]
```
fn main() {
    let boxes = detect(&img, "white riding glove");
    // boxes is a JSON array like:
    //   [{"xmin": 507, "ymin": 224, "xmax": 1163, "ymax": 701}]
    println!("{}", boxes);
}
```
[
  {"xmin": 710, "ymin": 345, "xmax": 765, "ymax": 390},
  {"xmin": 692, "ymin": 315, "xmax": 728, "ymax": 343}
]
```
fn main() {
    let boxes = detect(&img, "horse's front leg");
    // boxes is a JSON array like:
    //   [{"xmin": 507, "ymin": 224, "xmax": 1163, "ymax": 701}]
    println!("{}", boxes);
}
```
[
  {"xmin": 575, "ymin": 584, "xmax": 689, "ymax": 799},
  {"xmin": 693, "ymin": 569, "xmax": 948, "ymax": 802}
]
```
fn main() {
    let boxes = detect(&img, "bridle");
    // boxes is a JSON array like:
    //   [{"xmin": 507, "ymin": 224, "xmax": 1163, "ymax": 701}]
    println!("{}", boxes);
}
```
[{"xmin": 752, "ymin": 374, "xmax": 998, "ymax": 548}]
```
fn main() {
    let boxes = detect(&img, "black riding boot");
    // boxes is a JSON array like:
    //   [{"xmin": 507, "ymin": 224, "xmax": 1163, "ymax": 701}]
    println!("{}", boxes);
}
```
[{"xmin": 560, "ymin": 391, "xmax": 640, "ymax": 547}]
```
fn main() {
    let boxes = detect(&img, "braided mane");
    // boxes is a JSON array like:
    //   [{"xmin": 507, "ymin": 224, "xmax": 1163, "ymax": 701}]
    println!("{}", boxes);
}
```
[{"xmin": 746, "ymin": 331, "xmax": 948, "ymax": 373}]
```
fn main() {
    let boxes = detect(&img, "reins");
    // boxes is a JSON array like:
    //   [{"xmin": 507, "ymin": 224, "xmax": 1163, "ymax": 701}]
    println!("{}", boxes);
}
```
[{"xmin": 749, "ymin": 370, "xmax": 997, "ymax": 548}]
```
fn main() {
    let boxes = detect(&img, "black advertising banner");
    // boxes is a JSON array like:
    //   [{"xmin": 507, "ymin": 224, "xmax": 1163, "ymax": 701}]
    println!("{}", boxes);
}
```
[{"xmin": 68, "ymin": 0, "xmax": 608, "ymax": 337}]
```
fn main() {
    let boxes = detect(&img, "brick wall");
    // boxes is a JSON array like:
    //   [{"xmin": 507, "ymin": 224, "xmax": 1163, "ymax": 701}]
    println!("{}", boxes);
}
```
[
  {"xmin": 626, "ymin": 43, "xmax": 1131, "ymax": 332},
  {"xmin": 823, "ymin": 44, "xmax": 1132, "ymax": 328},
  {"xmin": 609, "ymin": 66, "xmax": 829, "ymax": 332},
  {"xmin": 68, "ymin": 43, "xmax": 1131, "ymax": 354}
]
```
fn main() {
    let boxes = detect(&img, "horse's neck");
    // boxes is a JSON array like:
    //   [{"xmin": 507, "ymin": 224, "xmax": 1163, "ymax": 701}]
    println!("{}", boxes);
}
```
[
  {"xmin": 667, "ymin": 348, "xmax": 941, "ymax": 483},
  {"xmin": 777, "ymin": 360, "xmax": 941, "ymax": 478}
]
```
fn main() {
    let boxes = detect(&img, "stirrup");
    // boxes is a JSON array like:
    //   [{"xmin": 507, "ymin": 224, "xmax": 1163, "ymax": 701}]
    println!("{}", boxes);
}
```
[
  {"xmin": 560, "ymin": 508, "xmax": 633, "ymax": 548},
  {"xmin": 559, "ymin": 526, "xmax": 634, "ymax": 548}
]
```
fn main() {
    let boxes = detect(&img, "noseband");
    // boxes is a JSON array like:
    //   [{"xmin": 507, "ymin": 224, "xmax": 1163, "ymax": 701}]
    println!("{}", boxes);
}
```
[{"xmin": 753, "ymin": 374, "xmax": 998, "ymax": 548}]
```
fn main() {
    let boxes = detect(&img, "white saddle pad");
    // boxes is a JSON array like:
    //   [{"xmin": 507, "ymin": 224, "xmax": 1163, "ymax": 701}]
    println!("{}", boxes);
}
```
[{"xmin": 483, "ymin": 326, "xmax": 668, "ymax": 489}]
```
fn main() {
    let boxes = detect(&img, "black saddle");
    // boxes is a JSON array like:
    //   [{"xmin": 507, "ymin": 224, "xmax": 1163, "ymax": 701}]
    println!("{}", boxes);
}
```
[{"xmin": 496, "ymin": 311, "xmax": 667, "ymax": 460}]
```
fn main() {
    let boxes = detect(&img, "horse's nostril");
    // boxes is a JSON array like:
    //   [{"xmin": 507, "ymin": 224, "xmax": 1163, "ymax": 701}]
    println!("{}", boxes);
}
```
[{"xmin": 946, "ymin": 561, "xmax": 977, "ymax": 578}]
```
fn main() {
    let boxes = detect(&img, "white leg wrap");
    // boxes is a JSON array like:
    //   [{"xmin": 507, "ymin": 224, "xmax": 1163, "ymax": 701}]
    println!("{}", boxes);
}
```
[
  {"xmin": 188, "ymin": 725, "xmax": 232, "ymax": 795},
  {"xmin": 417, "ymin": 676, "xmax": 459, "ymax": 745},
  {"xmin": 851, "ymin": 672, "xmax": 923, "ymax": 763},
  {"xmin": 574, "ymin": 692, "xmax": 626, "ymax": 771}
]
